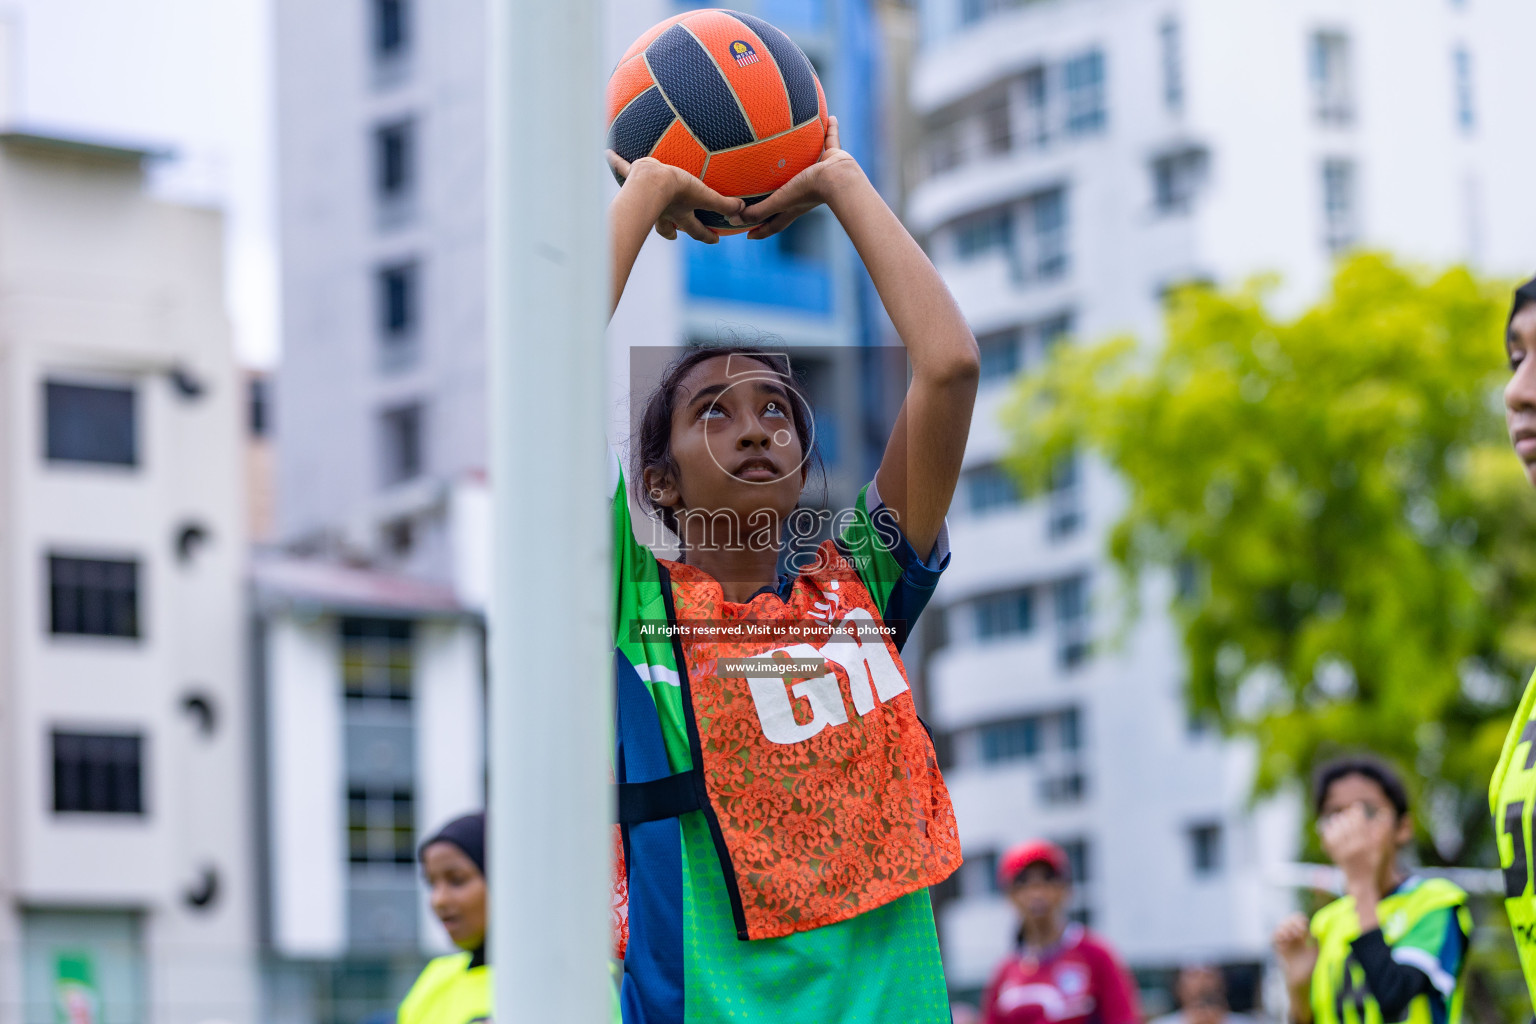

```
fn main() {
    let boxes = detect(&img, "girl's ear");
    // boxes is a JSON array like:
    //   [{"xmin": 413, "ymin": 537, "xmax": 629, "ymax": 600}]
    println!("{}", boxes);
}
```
[
  {"xmin": 1394, "ymin": 812, "xmax": 1415, "ymax": 848},
  {"xmin": 643, "ymin": 466, "xmax": 681, "ymax": 510}
]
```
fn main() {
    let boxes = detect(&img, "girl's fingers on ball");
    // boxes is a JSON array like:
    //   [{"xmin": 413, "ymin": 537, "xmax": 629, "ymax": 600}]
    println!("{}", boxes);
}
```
[
  {"xmin": 740, "ymin": 192, "xmax": 785, "ymax": 223},
  {"xmin": 746, "ymin": 214, "xmax": 790, "ymax": 240},
  {"xmin": 679, "ymin": 215, "xmax": 719, "ymax": 244},
  {"xmin": 693, "ymin": 185, "xmax": 745, "ymax": 220},
  {"xmin": 606, "ymin": 149, "xmax": 632, "ymax": 180},
  {"xmin": 824, "ymin": 115, "xmax": 840, "ymax": 153}
]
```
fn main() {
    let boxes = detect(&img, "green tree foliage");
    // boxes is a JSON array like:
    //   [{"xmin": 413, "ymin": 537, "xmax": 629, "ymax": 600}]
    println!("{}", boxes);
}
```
[{"xmin": 1003, "ymin": 253, "xmax": 1531, "ymax": 864}]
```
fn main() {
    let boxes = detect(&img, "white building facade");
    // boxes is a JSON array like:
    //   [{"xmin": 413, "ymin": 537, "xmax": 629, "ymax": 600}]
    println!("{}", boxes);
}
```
[
  {"xmin": 0, "ymin": 130, "xmax": 258, "ymax": 1023},
  {"xmin": 909, "ymin": 0, "xmax": 1536, "ymax": 1007}
]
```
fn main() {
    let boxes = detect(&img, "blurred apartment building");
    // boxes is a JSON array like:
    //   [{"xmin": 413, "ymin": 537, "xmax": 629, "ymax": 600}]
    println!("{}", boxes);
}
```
[
  {"xmin": 909, "ymin": 0, "xmax": 1536, "ymax": 1006},
  {"xmin": 0, "ymin": 125, "xmax": 258, "ymax": 1021},
  {"xmin": 268, "ymin": 0, "xmax": 891, "ymax": 1019}
]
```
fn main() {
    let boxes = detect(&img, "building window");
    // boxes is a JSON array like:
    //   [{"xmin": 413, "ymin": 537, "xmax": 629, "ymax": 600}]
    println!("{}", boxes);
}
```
[
  {"xmin": 379, "ymin": 403, "xmax": 425, "ymax": 485},
  {"xmin": 927, "ymin": 122, "xmax": 961, "ymax": 177},
  {"xmin": 1059, "ymin": 706, "xmax": 1081, "ymax": 750},
  {"xmin": 53, "ymin": 732, "xmax": 144, "ymax": 814},
  {"xmin": 981, "ymin": 716, "xmax": 1039, "ymax": 763},
  {"xmin": 1032, "ymin": 312, "xmax": 1073, "ymax": 363},
  {"xmin": 1322, "ymin": 158, "xmax": 1357, "ymax": 253},
  {"xmin": 978, "ymin": 89, "xmax": 1012, "ymax": 156},
  {"xmin": 1060, "ymin": 837, "xmax": 1089, "ymax": 883},
  {"xmin": 1453, "ymin": 47, "xmax": 1475, "ymax": 132},
  {"xmin": 974, "ymin": 589, "xmax": 1034, "ymax": 640},
  {"xmin": 1041, "ymin": 771, "xmax": 1086, "ymax": 804},
  {"xmin": 977, "ymin": 327, "xmax": 1023, "ymax": 383},
  {"xmin": 1048, "ymin": 453, "xmax": 1083, "ymax": 539},
  {"xmin": 1055, "ymin": 574, "xmax": 1089, "ymax": 668},
  {"xmin": 1309, "ymin": 31, "xmax": 1353, "ymax": 125},
  {"xmin": 374, "ymin": 119, "xmax": 416, "ymax": 205},
  {"xmin": 959, "ymin": 0, "xmax": 1033, "ymax": 26},
  {"xmin": 1189, "ymin": 822, "xmax": 1223, "ymax": 875},
  {"xmin": 248, "ymin": 376, "xmax": 270, "ymax": 438},
  {"xmin": 940, "ymin": 196, "xmax": 1066, "ymax": 285},
  {"xmin": 45, "ymin": 381, "xmax": 136, "ymax": 467},
  {"xmin": 970, "ymin": 849, "xmax": 1002, "ymax": 895},
  {"xmin": 977, "ymin": 314, "xmax": 1072, "ymax": 382},
  {"xmin": 373, "ymin": 0, "xmax": 410, "ymax": 60},
  {"xmin": 1160, "ymin": 18, "xmax": 1183, "ymax": 113},
  {"xmin": 1151, "ymin": 147, "xmax": 1209, "ymax": 216},
  {"xmin": 1020, "ymin": 66, "xmax": 1051, "ymax": 148},
  {"xmin": 965, "ymin": 462, "xmax": 1023, "ymax": 514},
  {"xmin": 1063, "ymin": 50, "xmax": 1106, "ymax": 136},
  {"xmin": 376, "ymin": 261, "xmax": 420, "ymax": 362},
  {"xmin": 1025, "ymin": 187, "xmax": 1069, "ymax": 281},
  {"xmin": 973, "ymin": 707, "xmax": 1081, "ymax": 766},
  {"xmin": 347, "ymin": 787, "xmax": 416, "ymax": 864},
  {"xmin": 955, "ymin": 207, "xmax": 1014, "ymax": 262},
  {"xmin": 49, "ymin": 556, "xmax": 139, "ymax": 638},
  {"xmin": 341, "ymin": 618, "xmax": 413, "ymax": 703}
]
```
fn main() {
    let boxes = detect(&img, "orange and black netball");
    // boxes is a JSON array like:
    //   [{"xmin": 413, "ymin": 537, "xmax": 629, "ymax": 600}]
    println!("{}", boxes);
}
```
[{"xmin": 606, "ymin": 10, "xmax": 829, "ymax": 234}]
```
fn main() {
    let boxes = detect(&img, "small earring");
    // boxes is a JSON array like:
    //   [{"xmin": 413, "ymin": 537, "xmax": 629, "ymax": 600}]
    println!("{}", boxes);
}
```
[{"xmin": 650, "ymin": 488, "xmax": 664, "ymax": 501}]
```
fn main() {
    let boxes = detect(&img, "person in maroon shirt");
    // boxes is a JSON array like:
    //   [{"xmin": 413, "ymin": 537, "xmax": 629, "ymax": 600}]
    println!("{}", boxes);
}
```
[{"xmin": 981, "ymin": 840, "xmax": 1142, "ymax": 1024}]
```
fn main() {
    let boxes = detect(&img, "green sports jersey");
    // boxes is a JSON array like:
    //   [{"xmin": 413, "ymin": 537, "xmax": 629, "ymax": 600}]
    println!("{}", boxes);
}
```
[
  {"xmin": 1491, "ymin": 669, "xmax": 1536, "ymax": 1010},
  {"xmin": 1309, "ymin": 876, "xmax": 1470, "ymax": 1024},
  {"xmin": 612, "ymin": 472, "xmax": 955, "ymax": 1023}
]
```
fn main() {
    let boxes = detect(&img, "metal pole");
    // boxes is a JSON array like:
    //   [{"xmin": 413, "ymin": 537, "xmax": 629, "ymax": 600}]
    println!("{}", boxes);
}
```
[{"xmin": 488, "ymin": 0, "xmax": 609, "ymax": 1018}]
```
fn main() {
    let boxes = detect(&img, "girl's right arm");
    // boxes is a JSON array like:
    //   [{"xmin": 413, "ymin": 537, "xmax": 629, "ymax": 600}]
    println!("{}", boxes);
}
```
[{"xmin": 607, "ymin": 154, "xmax": 745, "ymax": 317}]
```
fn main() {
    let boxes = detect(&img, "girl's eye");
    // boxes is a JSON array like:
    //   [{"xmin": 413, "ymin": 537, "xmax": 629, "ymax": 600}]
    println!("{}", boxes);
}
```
[
  {"xmin": 764, "ymin": 400, "xmax": 787, "ymax": 418},
  {"xmin": 1511, "ymin": 350, "xmax": 1525, "ymax": 374},
  {"xmin": 700, "ymin": 404, "xmax": 725, "ymax": 419}
]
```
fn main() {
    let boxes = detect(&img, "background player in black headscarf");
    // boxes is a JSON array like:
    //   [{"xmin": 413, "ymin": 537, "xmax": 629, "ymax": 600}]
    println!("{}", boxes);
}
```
[{"xmin": 398, "ymin": 812, "xmax": 491, "ymax": 1024}]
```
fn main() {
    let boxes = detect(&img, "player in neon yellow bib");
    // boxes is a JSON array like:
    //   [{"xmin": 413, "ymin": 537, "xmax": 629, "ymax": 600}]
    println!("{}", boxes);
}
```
[
  {"xmin": 1491, "ymin": 275, "xmax": 1536, "ymax": 1016},
  {"xmin": 1274, "ymin": 758, "xmax": 1470, "ymax": 1024},
  {"xmin": 400, "ymin": 813, "xmax": 492, "ymax": 1024}
]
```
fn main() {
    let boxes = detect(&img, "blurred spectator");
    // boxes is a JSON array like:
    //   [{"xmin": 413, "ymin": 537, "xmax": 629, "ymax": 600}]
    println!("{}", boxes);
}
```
[
  {"xmin": 399, "ymin": 812, "xmax": 491, "ymax": 1024},
  {"xmin": 980, "ymin": 839, "xmax": 1140, "ymax": 1024},
  {"xmin": 1272, "ymin": 757, "xmax": 1470, "ymax": 1024},
  {"xmin": 1149, "ymin": 965, "xmax": 1258, "ymax": 1024}
]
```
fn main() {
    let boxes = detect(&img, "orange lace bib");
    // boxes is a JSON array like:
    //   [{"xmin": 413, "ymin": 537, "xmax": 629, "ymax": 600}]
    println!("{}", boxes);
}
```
[{"xmin": 659, "ymin": 540, "xmax": 961, "ymax": 940}]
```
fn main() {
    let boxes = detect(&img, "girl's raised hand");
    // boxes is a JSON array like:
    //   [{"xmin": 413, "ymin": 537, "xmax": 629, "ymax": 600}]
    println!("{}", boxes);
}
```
[
  {"xmin": 607, "ymin": 151, "xmax": 745, "ymax": 244},
  {"xmin": 740, "ymin": 115, "xmax": 861, "ymax": 240},
  {"xmin": 1318, "ymin": 804, "xmax": 1390, "ymax": 887},
  {"xmin": 1272, "ymin": 912, "xmax": 1318, "ymax": 987}
]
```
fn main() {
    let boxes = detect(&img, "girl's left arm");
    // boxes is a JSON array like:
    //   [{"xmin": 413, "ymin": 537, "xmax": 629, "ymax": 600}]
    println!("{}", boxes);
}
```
[{"xmin": 744, "ymin": 119, "xmax": 978, "ymax": 557}]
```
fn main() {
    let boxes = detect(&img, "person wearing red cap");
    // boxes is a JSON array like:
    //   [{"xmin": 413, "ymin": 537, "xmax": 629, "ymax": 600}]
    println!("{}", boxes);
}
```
[{"xmin": 980, "ymin": 839, "xmax": 1141, "ymax": 1024}]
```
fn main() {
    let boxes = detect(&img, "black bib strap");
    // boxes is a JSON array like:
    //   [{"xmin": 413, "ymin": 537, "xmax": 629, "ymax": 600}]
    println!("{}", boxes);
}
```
[{"xmin": 616, "ymin": 771, "xmax": 700, "ymax": 824}]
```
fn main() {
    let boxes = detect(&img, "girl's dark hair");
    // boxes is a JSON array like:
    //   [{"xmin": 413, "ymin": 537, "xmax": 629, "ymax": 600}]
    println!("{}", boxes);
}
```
[
  {"xmin": 1312, "ymin": 755, "xmax": 1409, "ymax": 820},
  {"xmin": 1511, "ymin": 276, "xmax": 1536, "ymax": 329},
  {"xmin": 633, "ymin": 344, "xmax": 822, "ymax": 536}
]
